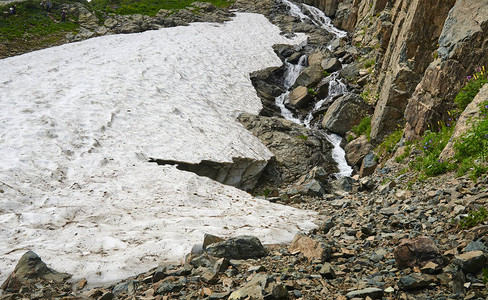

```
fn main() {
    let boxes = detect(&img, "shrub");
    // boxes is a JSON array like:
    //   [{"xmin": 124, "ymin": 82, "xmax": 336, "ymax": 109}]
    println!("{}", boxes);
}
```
[
  {"xmin": 376, "ymin": 128, "xmax": 403, "ymax": 158},
  {"xmin": 410, "ymin": 123, "xmax": 455, "ymax": 176},
  {"xmin": 459, "ymin": 207, "xmax": 488, "ymax": 229},
  {"xmin": 364, "ymin": 59, "xmax": 375, "ymax": 69},
  {"xmin": 351, "ymin": 116, "xmax": 371, "ymax": 139}
]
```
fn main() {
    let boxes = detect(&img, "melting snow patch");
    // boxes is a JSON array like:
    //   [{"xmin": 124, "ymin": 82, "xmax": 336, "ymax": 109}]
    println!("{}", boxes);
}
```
[{"xmin": 0, "ymin": 13, "xmax": 315, "ymax": 285}]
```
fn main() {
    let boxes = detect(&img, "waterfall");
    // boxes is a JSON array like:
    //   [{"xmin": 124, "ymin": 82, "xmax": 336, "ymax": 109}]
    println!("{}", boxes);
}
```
[{"xmin": 277, "ymin": 0, "xmax": 353, "ymax": 178}]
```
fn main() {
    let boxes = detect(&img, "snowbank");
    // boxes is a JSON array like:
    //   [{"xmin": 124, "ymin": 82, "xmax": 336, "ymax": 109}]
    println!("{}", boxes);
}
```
[{"xmin": 0, "ymin": 13, "xmax": 315, "ymax": 285}]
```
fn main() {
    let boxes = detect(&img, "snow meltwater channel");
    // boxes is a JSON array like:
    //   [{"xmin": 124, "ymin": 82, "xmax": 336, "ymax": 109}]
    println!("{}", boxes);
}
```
[{"xmin": 0, "ymin": 13, "xmax": 317, "ymax": 285}]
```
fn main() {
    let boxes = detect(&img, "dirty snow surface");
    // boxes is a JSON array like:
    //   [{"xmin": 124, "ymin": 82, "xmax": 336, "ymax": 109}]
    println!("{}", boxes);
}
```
[{"xmin": 0, "ymin": 13, "xmax": 316, "ymax": 285}]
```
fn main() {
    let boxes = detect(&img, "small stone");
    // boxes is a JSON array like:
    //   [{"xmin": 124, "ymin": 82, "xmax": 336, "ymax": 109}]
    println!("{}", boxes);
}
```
[
  {"xmin": 345, "ymin": 287, "xmax": 383, "ymax": 299},
  {"xmin": 319, "ymin": 263, "xmax": 336, "ymax": 279},
  {"xmin": 206, "ymin": 236, "xmax": 267, "ymax": 260},
  {"xmin": 420, "ymin": 261, "xmax": 442, "ymax": 274},
  {"xmin": 393, "ymin": 236, "xmax": 443, "ymax": 268},
  {"xmin": 203, "ymin": 233, "xmax": 225, "ymax": 249},
  {"xmin": 384, "ymin": 286, "xmax": 395, "ymax": 293}
]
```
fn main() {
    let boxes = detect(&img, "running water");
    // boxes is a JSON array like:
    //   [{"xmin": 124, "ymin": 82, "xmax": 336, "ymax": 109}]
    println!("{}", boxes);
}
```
[
  {"xmin": 275, "ymin": 55, "xmax": 307, "ymax": 123},
  {"xmin": 277, "ymin": 0, "xmax": 353, "ymax": 177}
]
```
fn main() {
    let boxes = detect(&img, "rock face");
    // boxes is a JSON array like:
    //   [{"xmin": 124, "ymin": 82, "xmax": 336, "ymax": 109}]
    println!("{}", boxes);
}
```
[
  {"xmin": 404, "ymin": 0, "xmax": 488, "ymax": 140},
  {"xmin": 322, "ymin": 93, "xmax": 371, "ymax": 136},
  {"xmin": 440, "ymin": 85, "xmax": 488, "ymax": 160},
  {"xmin": 238, "ymin": 113, "xmax": 337, "ymax": 188},
  {"xmin": 370, "ymin": 0, "xmax": 456, "ymax": 143},
  {"xmin": 1, "ymin": 251, "xmax": 71, "ymax": 292}
]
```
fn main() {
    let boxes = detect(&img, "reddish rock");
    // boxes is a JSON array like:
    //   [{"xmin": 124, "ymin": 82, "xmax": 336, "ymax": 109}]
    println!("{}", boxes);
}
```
[
  {"xmin": 393, "ymin": 236, "xmax": 444, "ymax": 269},
  {"xmin": 289, "ymin": 234, "xmax": 330, "ymax": 263}
]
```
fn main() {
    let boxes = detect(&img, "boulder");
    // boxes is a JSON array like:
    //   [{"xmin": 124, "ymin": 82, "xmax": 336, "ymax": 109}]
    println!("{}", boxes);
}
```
[
  {"xmin": 1, "ymin": 251, "xmax": 71, "ymax": 292},
  {"xmin": 289, "ymin": 86, "xmax": 313, "ymax": 108},
  {"xmin": 289, "ymin": 233, "xmax": 331, "ymax": 262},
  {"xmin": 345, "ymin": 135, "xmax": 373, "ymax": 167},
  {"xmin": 249, "ymin": 67, "xmax": 286, "ymax": 116},
  {"xmin": 398, "ymin": 273, "xmax": 433, "ymax": 291},
  {"xmin": 205, "ymin": 236, "xmax": 267, "ymax": 260},
  {"xmin": 359, "ymin": 152, "xmax": 377, "ymax": 177},
  {"xmin": 238, "ymin": 114, "xmax": 337, "ymax": 187},
  {"xmin": 308, "ymin": 48, "xmax": 332, "ymax": 66},
  {"xmin": 393, "ymin": 237, "xmax": 444, "ymax": 269},
  {"xmin": 322, "ymin": 93, "xmax": 371, "ymax": 136},
  {"xmin": 293, "ymin": 65, "xmax": 324, "ymax": 89},
  {"xmin": 452, "ymin": 251, "xmax": 488, "ymax": 274},
  {"xmin": 321, "ymin": 57, "xmax": 342, "ymax": 73},
  {"xmin": 228, "ymin": 274, "xmax": 288, "ymax": 300}
]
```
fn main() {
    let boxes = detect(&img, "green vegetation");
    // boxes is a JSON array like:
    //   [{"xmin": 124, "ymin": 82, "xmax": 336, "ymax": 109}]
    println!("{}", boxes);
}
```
[
  {"xmin": 351, "ymin": 116, "xmax": 371, "ymax": 140},
  {"xmin": 323, "ymin": 70, "xmax": 330, "ymax": 77},
  {"xmin": 459, "ymin": 207, "xmax": 488, "ymax": 229},
  {"xmin": 376, "ymin": 128, "xmax": 403, "ymax": 158},
  {"xmin": 0, "ymin": 0, "xmax": 79, "ymax": 42},
  {"xmin": 89, "ymin": 0, "xmax": 232, "ymax": 16},
  {"xmin": 483, "ymin": 267, "xmax": 488, "ymax": 284},
  {"xmin": 454, "ymin": 67, "xmax": 487, "ymax": 114},
  {"xmin": 453, "ymin": 101, "xmax": 488, "ymax": 180},
  {"xmin": 297, "ymin": 135, "xmax": 308, "ymax": 141},
  {"xmin": 363, "ymin": 58, "xmax": 375, "ymax": 69},
  {"xmin": 395, "ymin": 145, "xmax": 411, "ymax": 163},
  {"xmin": 410, "ymin": 124, "xmax": 455, "ymax": 176},
  {"xmin": 308, "ymin": 88, "xmax": 317, "ymax": 96}
]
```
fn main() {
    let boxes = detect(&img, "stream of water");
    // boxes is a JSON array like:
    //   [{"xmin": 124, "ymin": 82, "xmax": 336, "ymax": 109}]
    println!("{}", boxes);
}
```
[{"xmin": 278, "ymin": 0, "xmax": 353, "ymax": 177}]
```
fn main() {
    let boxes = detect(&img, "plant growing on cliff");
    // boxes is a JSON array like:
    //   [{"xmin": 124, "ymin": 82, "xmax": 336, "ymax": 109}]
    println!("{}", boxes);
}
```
[
  {"xmin": 453, "ymin": 101, "xmax": 488, "ymax": 179},
  {"xmin": 410, "ymin": 123, "xmax": 454, "ymax": 176},
  {"xmin": 454, "ymin": 67, "xmax": 487, "ymax": 114},
  {"xmin": 351, "ymin": 116, "xmax": 371, "ymax": 140},
  {"xmin": 376, "ymin": 128, "xmax": 403, "ymax": 158}
]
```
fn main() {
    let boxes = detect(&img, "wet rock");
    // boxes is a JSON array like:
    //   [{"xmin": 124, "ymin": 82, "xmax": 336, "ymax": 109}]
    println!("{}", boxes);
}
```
[
  {"xmin": 321, "ymin": 57, "xmax": 342, "ymax": 73},
  {"xmin": 238, "ymin": 113, "xmax": 336, "ymax": 187},
  {"xmin": 394, "ymin": 237, "xmax": 444, "ymax": 269},
  {"xmin": 345, "ymin": 287, "xmax": 383, "ymax": 299},
  {"xmin": 289, "ymin": 233, "xmax": 331, "ymax": 262},
  {"xmin": 228, "ymin": 274, "xmax": 288, "ymax": 300},
  {"xmin": 322, "ymin": 93, "xmax": 371, "ymax": 136},
  {"xmin": 289, "ymin": 86, "xmax": 313, "ymax": 108},
  {"xmin": 293, "ymin": 64, "xmax": 324, "ymax": 88},
  {"xmin": 206, "ymin": 236, "xmax": 267, "ymax": 260}
]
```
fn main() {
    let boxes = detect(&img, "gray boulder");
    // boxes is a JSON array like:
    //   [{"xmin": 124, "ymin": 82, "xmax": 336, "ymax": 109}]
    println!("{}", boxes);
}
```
[
  {"xmin": 321, "ymin": 57, "xmax": 342, "ymax": 73},
  {"xmin": 322, "ymin": 93, "xmax": 371, "ymax": 136},
  {"xmin": 206, "ymin": 236, "xmax": 267, "ymax": 260},
  {"xmin": 1, "ymin": 251, "xmax": 71, "ymax": 292},
  {"xmin": 293, "ymin": 65, "xmax": 324, "ymax": 89},
  {"xmin": 289, "ymin": 86, "xmax": 313, "ymax": 108},
  {"xmin": 345, "ymin": 135, "xmax": 373, "ymax": 168}
]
